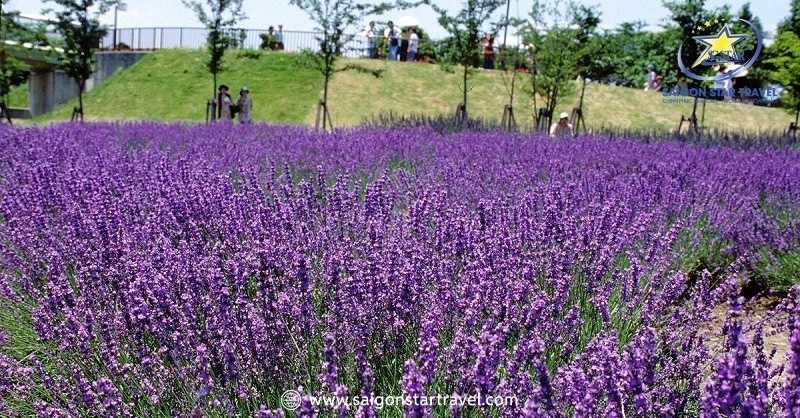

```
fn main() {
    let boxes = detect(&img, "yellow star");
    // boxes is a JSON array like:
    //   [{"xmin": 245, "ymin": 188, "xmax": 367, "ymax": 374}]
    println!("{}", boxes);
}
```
[{"xmin": 691, "ymin": 24, "xmax": 748, "ymax": 69}]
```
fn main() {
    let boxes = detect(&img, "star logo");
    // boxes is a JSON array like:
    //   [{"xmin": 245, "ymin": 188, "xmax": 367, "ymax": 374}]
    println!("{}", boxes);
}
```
[{"xmin": 690, "ymin": 24, "xmax": 748, "ymax": 68}]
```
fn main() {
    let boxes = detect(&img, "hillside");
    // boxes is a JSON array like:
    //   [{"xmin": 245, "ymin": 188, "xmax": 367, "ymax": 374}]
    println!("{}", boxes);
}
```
[
  {"xmin": 26, "ymin": 49, "xmax": 795, "ymax": 132},
  {"xmin": 33, "ymin": 49, "xmax": 323, "ymax": 123}
]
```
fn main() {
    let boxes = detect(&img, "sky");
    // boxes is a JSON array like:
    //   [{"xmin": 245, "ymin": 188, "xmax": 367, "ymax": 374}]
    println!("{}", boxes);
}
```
[{"xmin": 9, "ymin": 0, "xmax": 792, "ymax": 41}]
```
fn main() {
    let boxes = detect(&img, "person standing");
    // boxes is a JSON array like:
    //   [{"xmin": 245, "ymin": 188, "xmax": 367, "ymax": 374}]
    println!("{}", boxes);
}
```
[
  {"xmin": 385, "ymin": 21, "xmax": 400, "ymax": 61},
  {"xmin": 399, "ymin": 28, "xmax": 409, "ymax": 61},
  {"xmin": 276, "ymin": 25, "xmax": 285, "ymax": 50},
  {"xmin": 549, "ymin": 112, "xmax": 573, "ymax": 138},
  {"xmin": 237, "ymin": 86, "xmax": 252, "ymax": 124},
  {"xmin": 407, "ymin": 27, "xmax": 419, "ymax": 62},
  {"xmin": 364, "ymin": 21, "xmax": 378, "ymax": 58},
  {"xmin": 644, "ymin": 64, "xmax": 658, "ymax": 91},
  {"xmin": 482, "ymin": 33, "xmax": 495, "ymax": 69},
  {"xmin": 217, "ymin": 85, "xmax": 233, "ymax": 122},
  {"xmin": 266, "ymin": 26, "xmax": 277, "ymax": 50}
]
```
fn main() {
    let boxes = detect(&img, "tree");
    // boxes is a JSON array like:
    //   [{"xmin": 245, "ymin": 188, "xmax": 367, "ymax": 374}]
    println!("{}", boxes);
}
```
[
  {"xmin": 764, "ymin": 3, "xmax": 800, "ymax": 129},
  {"xmin": 518, "ymin": 0, "xmax": 581, "ymax": 130},
  {"xmin": 766, "ymin": 32, "xmax": 800, "ymax": 116},
  {"xmin": 182, "ymin": 0, "xmax": 245, "ymax": 110},
  {"xmin": 1, "ymin": 0, "xmax": 34, "ymax": 123},
  {"xmin": 571, "ymin": 4, "xmax": 600, "ymax": 132},
  {"xmin": 45, "ymin": 0, "xmax": 111, "ymax": 122},
  {"xmin": 429, "ymin": 0, "xmax": 506, "ymax": 121},
  {"xmin": 496, "ymin": 43, "xmax": 525, "ymax": 130},
  {"xmin": 778, "ymin": 0, "xmax": 800, "ymax": 35},
  {"xmin": 731, "ymin": 2, "xmax": 767, "ymax": 95},
  {"xmin": 572, "ymin": 4, "xmax": 600, "ymax": 79},
  {"xmin": 289, "ymin": 0, "xmax": 395, "ymax": 131}
]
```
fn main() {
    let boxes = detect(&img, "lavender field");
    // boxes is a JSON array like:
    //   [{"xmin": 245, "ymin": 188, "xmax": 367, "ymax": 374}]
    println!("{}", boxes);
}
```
[{"xmin": 1, "ymin": 123, "xmax": 800, "ymax": 417}]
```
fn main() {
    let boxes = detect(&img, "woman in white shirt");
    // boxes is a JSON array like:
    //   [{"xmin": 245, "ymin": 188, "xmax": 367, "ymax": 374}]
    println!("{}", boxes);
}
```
[{"xmin": 407, "ymin": 28, "xmax": 419, "ymax": 62}]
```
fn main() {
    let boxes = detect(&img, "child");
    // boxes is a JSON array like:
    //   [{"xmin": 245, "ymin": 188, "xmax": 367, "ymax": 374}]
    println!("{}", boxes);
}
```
[{"xmin": 238, "ymin": 87, "xmax": 252, "ymax": 124}]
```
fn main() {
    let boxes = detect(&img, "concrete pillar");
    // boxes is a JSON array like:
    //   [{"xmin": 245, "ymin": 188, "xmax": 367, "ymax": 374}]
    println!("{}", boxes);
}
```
[
  {"xmin": 53, "ymin": 71, "xmax": 80, "ymax": 105},
  {"xmin": 27, "ymin": 68, "xmax": 81, "ymax": 117},
  {"xmin": 28, "ymin": 69, "xmax": 55, "ymax": 117}
]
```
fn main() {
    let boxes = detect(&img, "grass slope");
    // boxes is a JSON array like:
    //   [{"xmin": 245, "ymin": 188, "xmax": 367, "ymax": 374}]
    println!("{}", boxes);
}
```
[
  {"xmin": 36, "ymin": 49, "xmax": 323, "ymax": 123},
  {"xmin": 322, "ymin": 59, "xmax": 794, "ymax": 132},
  {"xmin": 8, "ymin": 84, "xmax": 27, "ymax": 108},
  {"xmin": 27, "ymin": 49, "xmax": 794, "ymax": 132}
]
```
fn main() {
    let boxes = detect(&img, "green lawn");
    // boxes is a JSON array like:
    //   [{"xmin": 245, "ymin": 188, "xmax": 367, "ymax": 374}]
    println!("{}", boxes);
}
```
[
  {"xmin": 7, "ymin": 84, "xmax": 27, "ymax": 108},
  {"xmin": 321, "ymin": 59, "xmax": 794, "ymax": 132},
  {"xmin": 24, "ymin": 49, "xmax": 796, "ymax": 132},
  {"xmin": 36, "ymin": 49, "xmax": 323, "ymax": 123}
]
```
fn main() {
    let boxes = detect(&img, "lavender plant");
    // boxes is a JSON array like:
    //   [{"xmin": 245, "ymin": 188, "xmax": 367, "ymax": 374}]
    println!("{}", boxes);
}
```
[{"xmin": 0, "ymin": 123, "xmax": 798, "ymax": 416}]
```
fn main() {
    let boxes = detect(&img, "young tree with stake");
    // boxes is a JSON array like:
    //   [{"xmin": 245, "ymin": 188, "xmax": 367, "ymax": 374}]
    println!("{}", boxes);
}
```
[
  {"xmin": 46, "ymin": 0, "xmax": 111, "ymax": 122},
  {"xmin": 289, "ymin": 0, "xmax": 400, "ymax": 131},
  {"xmin": 518, "ymin": 0, "xmax": 581, "ymax": 131},
  {"xmin": 182, "ymin": 0, "xmax": 245, "ymax": 121},
  {"xmin": 429, "ymin": 0, "xmax": 506, "ymax": 122}
]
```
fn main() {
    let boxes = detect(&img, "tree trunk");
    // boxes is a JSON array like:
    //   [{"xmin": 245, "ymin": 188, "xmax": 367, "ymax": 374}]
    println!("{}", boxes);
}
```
[
  {"xmin": 462, "ymin": 63, "xmax": 469, "ymax": 120},
  {"xmin": 78, "ymin": 79, "xmax": 85, "ymax": 122},
  {"xmin": 213, "ymin": 72, "xmax": 217, "ymax": 101},
  {"xmin": 322, "ymin": 71, "xmax": 330, "ymax": 131},
  {"xmin": 792, "ymin": 101, "xmax": 799, "ymax": 139},
  {"xmin": 532, "ymin": 80, "xmax": 538, "ymax": 128},
  {"xmin": 509, "ymin": 69, "xmax": 516, "ymax": 109},
  {"xmin": 213, "ymin": 72, "xmax": 218, "ymax": 119}
]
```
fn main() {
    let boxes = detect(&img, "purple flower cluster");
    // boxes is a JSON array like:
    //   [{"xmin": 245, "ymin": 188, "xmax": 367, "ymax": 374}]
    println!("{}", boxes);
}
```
[{"xmin": 0, "ymin": 123, "xmax": 799, "ymax": 416}]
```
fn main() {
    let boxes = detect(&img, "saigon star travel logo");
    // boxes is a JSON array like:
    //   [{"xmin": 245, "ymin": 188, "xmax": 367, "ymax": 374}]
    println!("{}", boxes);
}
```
[{"xmin": 677, "ymin": 19, "xmax": 763, "ymax": 82}]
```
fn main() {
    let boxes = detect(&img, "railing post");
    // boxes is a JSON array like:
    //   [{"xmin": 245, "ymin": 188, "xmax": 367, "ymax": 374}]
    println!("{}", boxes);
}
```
[
  {"xmin": 160, "ymin": 28, "xmax": 164, "ymax": 49},
  {"xmin": 138, "ymin": 28, "xmax": 141, "ymax": 49},
  {"xmin": 153, "ymin": 28, "xmax": 156, "ymax": 49},
  {"xmin": 179, "ymin": 28, "xmax": 183, "ymax": 48}
]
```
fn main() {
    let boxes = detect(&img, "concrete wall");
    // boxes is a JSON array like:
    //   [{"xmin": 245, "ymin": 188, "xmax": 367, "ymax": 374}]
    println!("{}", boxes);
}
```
[
  {"xmin": 28, "ymin": 69, "xmax": 80, "ymax": 117},
  {"xmin": 92, "ymin": 51, "xmax": 150, "ymax": 87},
  {"xmin": 25, "ymin": 51, "xmax": 150, "ymax": 117}
]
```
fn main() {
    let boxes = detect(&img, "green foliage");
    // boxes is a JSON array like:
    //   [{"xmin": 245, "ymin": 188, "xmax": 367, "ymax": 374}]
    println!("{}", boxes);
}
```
[
  {"xmin": 259, "ymin": 32, "xmax": 278, "ymax": 50},
  {"xmin": 582, "ymin": 22, "xmax": 682, "ymax": 88},
  {"xmin": 764, "ymin": 28, "xmax": 800, "ymax": 114},
  {"xmin": 572, "ymin": 4, "xmax": 601, "ymax": 78},
  {"xmin": 755, "ymin": 247, "xmax": 800, "ymax": 292},
  {"xmin": 778, "ymin": 0, "xmax": 800, "ymax": 35},
  {"xmin": 518, "ymin": 0, "xmax": 582, "ymax": 126},
  {"xmin": 675, "ymin": 216, "xmax": 734, "ymax": 282},
  {"xmin": 289, "ymin": 0, "xmax": 398, "ymax": 129},
  {"xmin": 181, "ymin": 0, "xmax": 246, "ymax": 97},
  {"xmin": 2, "ymin": 0, "xmax": 55, "ymax": 105},
  {"xmin": 0, "ymin": 58, "xmax": 28, "ymax": 98},
  {"xmin": 45, "ymin": 0, "xmax": 111, "ymax": 120},
  {"xmin": 429, "ymin": 0, "xmax": 506, "ymax": 116}
]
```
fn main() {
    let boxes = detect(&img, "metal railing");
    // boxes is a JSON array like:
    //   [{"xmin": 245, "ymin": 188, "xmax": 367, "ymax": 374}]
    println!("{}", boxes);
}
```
[
  {"xmin": 10, "ymin": 15, "xmax": 60, "ymax": 38},
  {"xmin": 101, "ymin": 27, "xmax": 377, "ymax": 57}
]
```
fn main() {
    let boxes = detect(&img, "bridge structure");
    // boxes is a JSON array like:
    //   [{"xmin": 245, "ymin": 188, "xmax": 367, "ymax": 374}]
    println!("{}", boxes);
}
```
[
  {"xmin": 3, "ymin": 41, "xmax": 149, "ymax": 118},
  {"xmin": 2, "ymin": 40, "xmax": 79, "ymax": 118}
]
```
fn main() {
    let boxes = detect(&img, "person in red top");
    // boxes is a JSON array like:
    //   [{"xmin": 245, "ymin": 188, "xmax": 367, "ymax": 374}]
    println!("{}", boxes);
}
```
[{"xmin": 482, "ymin": 33, "xmax": 495, "ymax": 70}]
